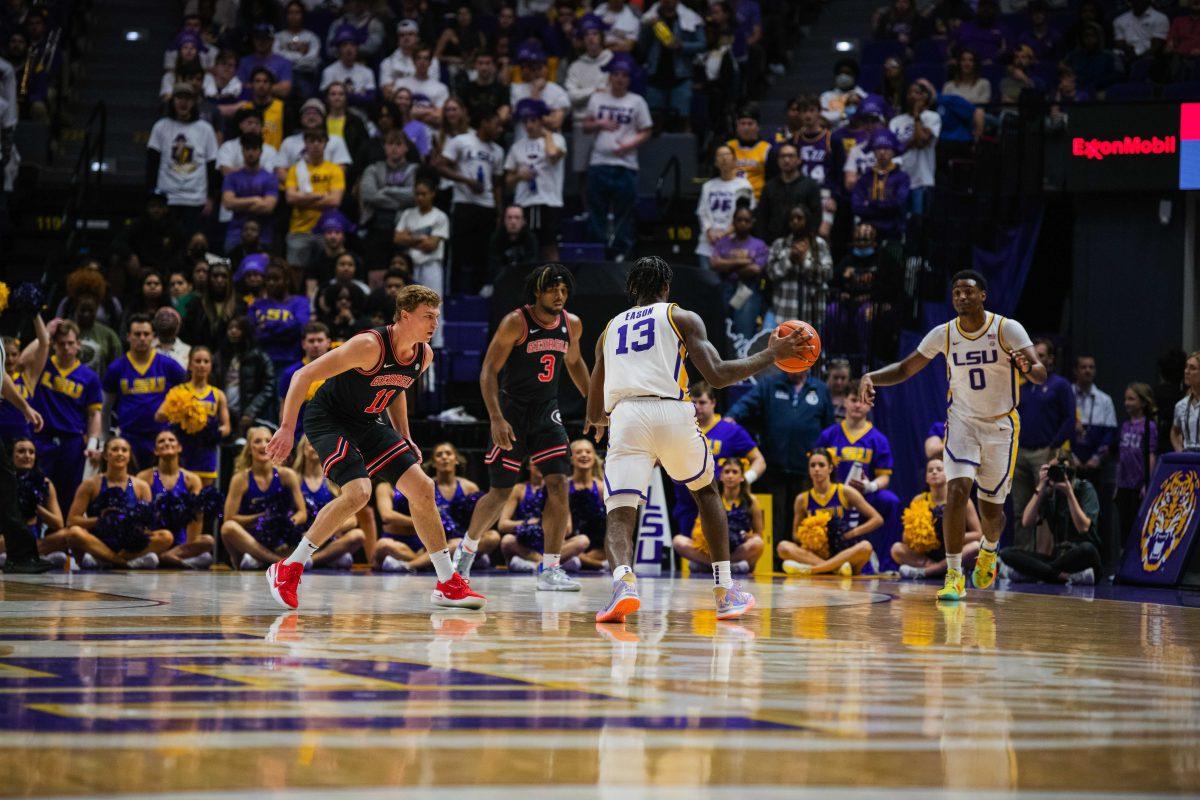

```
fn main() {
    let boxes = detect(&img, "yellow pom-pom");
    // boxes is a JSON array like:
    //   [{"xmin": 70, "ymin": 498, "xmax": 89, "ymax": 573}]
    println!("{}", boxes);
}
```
[
  {"xmin": 0, "ymin": 281, "xmax": 9, "ymax": 315},
  {"xmin": 180, "ymin": 401, "xmax": 209, "ymax": 434},
  {"xmin": 902, "ymin": 495, "xmax": 940, "ymax": 555},
  {"xmin": 159, "ymin": 385, "xmax": 194, "ymax": 424},
  {"xmin": 795, "ymin": 510, "xmax": 832, "ymax": 560}
]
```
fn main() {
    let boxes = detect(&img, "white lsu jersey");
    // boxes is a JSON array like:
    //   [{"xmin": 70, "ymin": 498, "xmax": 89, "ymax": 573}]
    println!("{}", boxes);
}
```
[
  {"xmin": 602, "ymin": 302, "xmax": 690, "ymax": 414},
  {"xmin": 917, "ymin": 312, "xmax": 1033, "ymax": 419}
]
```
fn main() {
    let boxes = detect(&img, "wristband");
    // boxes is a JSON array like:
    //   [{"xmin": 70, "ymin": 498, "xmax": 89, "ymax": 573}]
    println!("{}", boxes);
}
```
[
  {"xmin": 86, "ymin": 437, "xmax": 100, "ymax": 451},
  {"xmin": 863, "ymin": 479, "xmax": 878, "ymax": 494},
  {"xmin": 745, "ymin": 468, "xmax": 758, "ymax": 485}
]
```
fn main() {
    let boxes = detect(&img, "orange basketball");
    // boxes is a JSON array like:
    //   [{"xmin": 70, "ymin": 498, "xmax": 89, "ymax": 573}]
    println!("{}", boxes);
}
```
[{"xmin": 774, "ymin": 320, "xmax": 822, "ymax": 373}]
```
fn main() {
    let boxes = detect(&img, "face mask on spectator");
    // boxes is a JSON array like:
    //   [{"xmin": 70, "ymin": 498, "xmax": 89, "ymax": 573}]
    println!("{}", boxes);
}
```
[
  {"xmin": 853, "ymin": 246, "xmax": 875, "ymax": 257},
  {"xmin": 835, "ymin": 73, "xmax": 855, "ymax": 90}
]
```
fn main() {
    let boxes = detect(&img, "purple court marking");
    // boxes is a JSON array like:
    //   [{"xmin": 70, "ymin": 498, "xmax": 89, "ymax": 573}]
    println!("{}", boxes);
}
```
[
  {"xmin": 0, "ymin": 632, "xmax": 263, "ymax": 641},
  {"xmin": 0, "ymin": 654, "xmax": 803, "ymax": 735}
]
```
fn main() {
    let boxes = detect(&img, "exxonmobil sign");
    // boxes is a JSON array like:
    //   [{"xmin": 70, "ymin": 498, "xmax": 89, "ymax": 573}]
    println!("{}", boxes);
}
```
[
  {"xmin": 1066, "ymin": 104, "xmax": 1183, "ymax": 191},
  {"xmin": 1072, "ymin": 135, "xmax": 1177, "ymax": 161}
]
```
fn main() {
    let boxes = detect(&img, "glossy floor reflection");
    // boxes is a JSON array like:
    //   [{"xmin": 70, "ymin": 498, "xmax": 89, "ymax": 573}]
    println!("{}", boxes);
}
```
[{"xmin": 0, "ymin": 572, "xmax": 1198, "ymax": 799}]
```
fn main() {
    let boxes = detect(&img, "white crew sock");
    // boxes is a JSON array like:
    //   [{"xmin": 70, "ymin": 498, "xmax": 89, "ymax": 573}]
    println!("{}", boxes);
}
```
[
  {"xmin": 543, "ymin": 553, "xmax": 560, "ymax": 570},
  {"xmin": 713, "ymin": 560, "xmax": 733, "ymax": 589},
  {"xmin": 430, "ymin": 548, "xmax": 454, "ymax": 582},
  {"xmin": 981, "ymin": 538, "xmax": 998, "ymax": 553},
  {"xmin": 460, "ymin": 535, "xmax": 480, "ymax": 555},
  {"xmin": 613, "ymin": 564, "xmax": 634, "ymax": 582},
  {"xmin": 284, "ymin": 537, "xmax": 320, "ymax": 566},
  {"xmin": 946, "ymin": 553, "xmax": 962, "ymax": 573}
]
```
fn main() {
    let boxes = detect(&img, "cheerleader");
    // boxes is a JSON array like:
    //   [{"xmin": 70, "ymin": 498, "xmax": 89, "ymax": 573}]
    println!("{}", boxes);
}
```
[
  {"xmin": 155, "ymin": 345, "xmax": 231, "ymax": 486},
  {"xmin": 778, "ymin": 449, "xmax": 881, "ymax": 576},
  {"xmin": 1, "ymin": 438, "xmax": 66, "ymax": 566},
  {"xmin": 292, "ymin": 435, "xmax": 365, "ymax": 569},
  {"xmin": 672, "ymin": 458, "xmax": 765, "ymax": 574},
  {"xmin": 892, "ymin": 458, "xmax": 982, "ymax": 579},
  {"xmin": 432, "ymin": 442, "xmax": 499, "ymax": 563},
  {"xmin": 0, "ymin": 315, "xmax": 49, "ymax": 444},
  {"xmin": 499, "ymin": 461, "xmax": 589, "ymax": 572},
  {"xmin": 374, "ymin": 442, "xmax": 498, "ymax": 571},
  {"xmin": 136, "ymin": 429, "xmax": 214, "ymax": 569},
  {"xmin": 219, "ymin": 427, "xmax": 307, "ymax": 569},
  {"xmin": 569, "ymin": 439, "xmax": 608, "ymax": 570},
  {"xmin": 63, "ymin": 437, "xmax": 173, "ymax": 568}
]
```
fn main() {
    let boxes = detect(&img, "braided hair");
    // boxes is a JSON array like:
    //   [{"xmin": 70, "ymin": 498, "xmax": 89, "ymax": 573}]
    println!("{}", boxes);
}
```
[
  {"xmin": 626, "ymin": 256, "xmax": 672, "ymax": 304},
  {"xmin": 524, "ymin": 263, "xmax": 575, "ymax": 303}
]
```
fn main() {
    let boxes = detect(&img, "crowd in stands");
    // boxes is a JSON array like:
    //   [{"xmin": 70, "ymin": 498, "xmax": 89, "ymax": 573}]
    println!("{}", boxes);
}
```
[{"xmin": 1, "ymin": 0, "xmax": 1199, "ymax": 582}]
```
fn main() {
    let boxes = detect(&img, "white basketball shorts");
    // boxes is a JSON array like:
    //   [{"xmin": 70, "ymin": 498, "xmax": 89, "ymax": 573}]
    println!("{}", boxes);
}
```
[
  {"xmin": 604, "ymin": 398, "xmax": 711, "ymax": 511},
  {"xmin": 943, "ymin": 406, "xmax": 1021, "ymax": 503}
]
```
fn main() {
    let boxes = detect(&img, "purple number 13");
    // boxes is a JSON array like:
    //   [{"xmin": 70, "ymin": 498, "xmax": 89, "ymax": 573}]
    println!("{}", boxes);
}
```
[{"xmin": 615, "ymin": 318, "xmax": 656, "ymax": 354}]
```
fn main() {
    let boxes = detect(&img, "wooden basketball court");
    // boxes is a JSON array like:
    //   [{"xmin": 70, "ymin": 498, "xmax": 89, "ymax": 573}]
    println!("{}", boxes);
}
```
[{"xmin": 0, "ymin": 572, "xmax": 1197, "ymax": 798}]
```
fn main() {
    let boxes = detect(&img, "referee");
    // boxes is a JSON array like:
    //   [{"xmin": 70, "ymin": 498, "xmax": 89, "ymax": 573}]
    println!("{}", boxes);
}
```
[{"xmin": 0, "ymin": 339, "xmax": 52, "ymax": 573}]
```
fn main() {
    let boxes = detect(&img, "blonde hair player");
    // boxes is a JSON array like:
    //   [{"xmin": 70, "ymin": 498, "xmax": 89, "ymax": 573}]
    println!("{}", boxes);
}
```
[
  {"xmin": 860, "ymin": 269, "xmax": 1046, "ymax": 601},
  {"xmin": 265, "ymin": 285, "xmax": 484, "ymax": 611},
  {"xmin": 586, "ymin": 256, "xmax": 813, "ymax": 623}
]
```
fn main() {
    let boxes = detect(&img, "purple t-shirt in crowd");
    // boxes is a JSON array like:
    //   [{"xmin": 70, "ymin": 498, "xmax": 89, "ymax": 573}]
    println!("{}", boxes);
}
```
[
  {"xmin": 1117, "ymin": 418, "xmax": 1157, "ymax": 490},
  {"xmin": 223, "ymin": 167, "xmax": 279, "ymax": 245},
  {"xmin": 237, "ymin": 53, "xmax": 294, "ymax": 85},
  {"xmin": 712, "ymin": 233, "xmax": 769, "ymax": 282}
]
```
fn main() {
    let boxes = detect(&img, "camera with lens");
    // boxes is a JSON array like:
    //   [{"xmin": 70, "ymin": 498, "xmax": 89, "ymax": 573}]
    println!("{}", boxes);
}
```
[{"xmin": 1046, "ymin": 455, "xmax": 1074, "ymax": 486}]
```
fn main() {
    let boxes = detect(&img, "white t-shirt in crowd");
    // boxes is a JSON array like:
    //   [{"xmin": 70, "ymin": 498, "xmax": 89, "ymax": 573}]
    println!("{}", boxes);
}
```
[
  {"xmin": 585, "ymin": 90, "xmax": 652, "ymax": 171},
  {"xmin": 509, "ymin": 81, "xmax": 571, "ymax": 141},
  {"xmin": 395, "ymin": 75, "xmax": 450, "ymax": 110},
  {"xmin": 441, "ymin": 131, "xmax": 504, "ymax": 208},
  {"xmin": 204, "ymin": 74, "xmax": 242, "ymax": 102},
  {"xmin": 274, "ymin": 29, "xmax": 323, "ymax": 72},
  {"xmin": 395, "ymin": 205, "xmax": 450, "ymax": 267},
  {"xmin": 1113, "ymin": 8, "xmax": 1169, "ymax": 56},
  {"xmin": 147, "ymin": 117, "xmax": 219, "ymax": 205},
  {"xmin": 843, "ymin": 143, "xmax": 875, "ymax": 180},
  {"xmin": 379, "ymin": 49, "xmax": 442, "ymax": 92},
  {"xmin": 598, "ymin": 3, "xmax": 641, "ymax": 48},
  {"xmin": 217, "ymin": 139, "xmax": 280, "ymax": 172},
  {"xmin": 320, "ymin": 61, "xmax": 377, "ymax": 95},
  {"xmin": 504, "ymin": 132, "xmax": 567, "ymax": 208},
  {"xmin": 695, "ymin": 175, "xmax": 755, "ymax": 257},
  {"xmin": 890, "ymin": 110, "xmax": 941, "ymax": 189},
  {"xmin": 277, "ymin": 133, "xmax": 353, "ymax": 169}
]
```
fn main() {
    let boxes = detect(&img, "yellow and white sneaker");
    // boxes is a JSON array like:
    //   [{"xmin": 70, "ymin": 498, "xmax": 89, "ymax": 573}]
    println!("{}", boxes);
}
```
[
  {"xmin": 935, "ymin": 568, "xmax": 966, "ymax": 601},
  {"xmin": 972, "ymin": 546, "xmax": 999, "ymax": 589},
  {"xmin": 782, "ymin": 559, "xmax": 812, "ymax": 575},
  {"xmin": 837, "ymin": 561, "xmax": 854, "ymax": 577}
]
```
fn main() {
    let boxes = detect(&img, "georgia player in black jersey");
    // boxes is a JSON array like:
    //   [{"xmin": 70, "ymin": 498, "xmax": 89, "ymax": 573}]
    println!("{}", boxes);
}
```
[
  {"xmin": 453, "ymin": 264, "xmax": 591, "ymax": 590},
  {"xmin": 265, "ymin": 285, "xmax": 485, "ymax": 611}
]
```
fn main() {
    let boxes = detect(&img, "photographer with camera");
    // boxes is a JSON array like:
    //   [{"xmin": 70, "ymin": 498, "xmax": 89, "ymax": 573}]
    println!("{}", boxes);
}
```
[{"xmin": 998, "ymin": 453, "xmax": 1103, "ymax": 585}]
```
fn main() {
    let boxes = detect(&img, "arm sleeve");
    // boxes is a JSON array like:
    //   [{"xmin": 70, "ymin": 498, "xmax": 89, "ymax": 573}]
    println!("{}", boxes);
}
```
[
  {"xmin": 635, "ymin": 96, "xmax": 653, "ymax": 131},
  {"xmin": 244, "ymin": 354, "xmax": 277, "ymax": 421},
  {"xmin": 815, "ymin": 425, "xmax": 834, "ymax": 449},
  {"xmin": 916, "ymin": 324, "xmax": 946, "ymax": 359},
  {"xmin": 874, "ymin": 431, "xmax": 894, "ymax": 474},
  {"xmin": 727, "ymin": 423, "xmax": 758, "ymax": 457},
  {"xmin": 102, "ymin": 362, "xmax": 120, "ymax": 394},
  {"xmin": 166, "ymin": 358, "xmax": 188, "ymax": 387},
  {"xmin": 431, "ymin": 211, "xmax": 451, "ymax": 240},
  {"xmin": 1000, "ymin": 317, "xmax": 1033, "ymax": 352},
  {"xmin": 84, "ymin": 373, "xmax": 103, "ymax": 409}
]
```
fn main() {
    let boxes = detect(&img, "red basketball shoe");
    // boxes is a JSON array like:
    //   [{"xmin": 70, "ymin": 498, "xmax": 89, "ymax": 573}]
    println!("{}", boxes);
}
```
[
  {"xmin": 266, "ymin": 561, "xmax": 303, "ymax": 609},
  {"xmin": 432, "ymin": 573, "xmax": 486, "ymax": 609}
]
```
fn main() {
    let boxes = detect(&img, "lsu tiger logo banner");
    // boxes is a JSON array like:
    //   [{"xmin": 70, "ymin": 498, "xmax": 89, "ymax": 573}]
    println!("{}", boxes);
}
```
[{"xmin": 1119, "ymin": 453, "xmax": 1200, "ymax": 586}]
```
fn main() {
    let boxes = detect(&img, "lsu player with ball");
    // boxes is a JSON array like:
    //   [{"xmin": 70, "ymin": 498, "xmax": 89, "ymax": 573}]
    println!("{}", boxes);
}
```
[
  {"xmin": 586, "ymin": 256, "xmax": 816, "ymax": 623},
  {"xmin": 860, "ymin": 270, "xmax": 1046, "ymax": 601}
]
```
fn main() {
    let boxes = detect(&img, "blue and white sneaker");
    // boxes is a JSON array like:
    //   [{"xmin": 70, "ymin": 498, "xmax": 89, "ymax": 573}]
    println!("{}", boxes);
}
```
[
  {"xmin": 595, "ymin": 578, "xmax": 640, "ymax": 623},
  {"xmin": 715, "ymin": 582, "xmax": 756, "ymax": 620}
]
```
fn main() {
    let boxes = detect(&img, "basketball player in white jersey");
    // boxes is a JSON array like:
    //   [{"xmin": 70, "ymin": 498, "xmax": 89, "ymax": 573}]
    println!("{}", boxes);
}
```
[
  {"xmin": 860, "ymin": 270, "xmax": 1046, "ymax": 601},
  {"xmin": 586, "ymin": 256, "xmax": 814, "ymax": 623}
]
